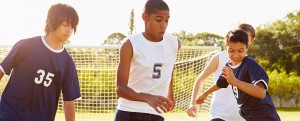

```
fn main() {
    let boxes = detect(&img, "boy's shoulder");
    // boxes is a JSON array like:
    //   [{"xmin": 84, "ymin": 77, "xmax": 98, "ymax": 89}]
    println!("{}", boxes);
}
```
[
  {"xmin": 243, "ymin": 56, "xmax": 264, "ymax": 69},
  {"xmin": 127, "ymin": 33, "xmax": 143, "ymax": 41},
  {"xmin": 244, "ymin": 56, "xmax": 257, "ymax": 64},
  {"xmin": 17, "ymin": 36, "xmax": 41, "ymax": 45},
  {"xmin": 128, "ymin": 32, "xmax": 176, "ymax": 39},
  {"xmin": 217, "ymin": 51, "xmax": 227, "ymax": 56},
  {"xmin": 164, "ymin": 32, "xmax": 177, "ymax": 39},
  {"xmin": 12, "ymin": 36, "xmax": 41, "ymax": 49}
]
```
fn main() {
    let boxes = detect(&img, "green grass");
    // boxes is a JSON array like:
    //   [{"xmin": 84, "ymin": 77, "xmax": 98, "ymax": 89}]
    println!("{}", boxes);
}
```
[
  {"xmin": 276, "ymin": 108, "xmax": 300, "ymax": 121},
  {"xmin": 55, "ymin": 108, "xmax": 300, "ymax": 121}
]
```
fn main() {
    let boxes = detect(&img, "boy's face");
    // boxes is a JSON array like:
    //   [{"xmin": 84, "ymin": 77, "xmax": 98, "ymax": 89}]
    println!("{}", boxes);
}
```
[
  {"xmin": 227, "ymin": 41, "xmax": 248, "ymax": 65},
  {"xmin": 52, "ymin": 21, "xmax": 74, "ymax": 42},
  {"xmin": 143, "ymin": 10, "xmax": 170, "ymax": 41}
]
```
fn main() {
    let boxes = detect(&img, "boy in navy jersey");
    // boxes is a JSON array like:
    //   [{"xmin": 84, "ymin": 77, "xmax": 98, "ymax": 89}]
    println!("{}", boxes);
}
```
[
  {"xmin": 187, "ymin": 23, "xmax": 255, "ymax": 121},
  {"xmin": 115, "ymin": 0, "xmax": 181, "ymax": 121},
  {"xmin": 0, "ymin": 3, "xmax": 81, "ymax": 121},
  {"xmin": 196, "ymin": 29, "xmax": 280, "ymax": 121}
]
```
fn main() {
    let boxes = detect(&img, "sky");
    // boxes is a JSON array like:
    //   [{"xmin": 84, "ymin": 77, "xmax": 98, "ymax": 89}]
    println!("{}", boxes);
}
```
[{"xmin": 0, "ymin": 0, "xmax": 300, "ymax": 46}]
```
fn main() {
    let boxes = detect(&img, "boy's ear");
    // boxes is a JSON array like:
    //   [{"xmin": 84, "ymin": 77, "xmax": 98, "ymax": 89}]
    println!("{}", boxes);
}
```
[
  {"xmin": 246, "ymin": 46, "xmax": 249, "ymax": 52},
  {"xmin": 249, "ymin": 38, "xmax": 254, "ymax": 45},
  {"xmin": 142, "ymin": 12, "xmax": 148, "ymax": 22}
]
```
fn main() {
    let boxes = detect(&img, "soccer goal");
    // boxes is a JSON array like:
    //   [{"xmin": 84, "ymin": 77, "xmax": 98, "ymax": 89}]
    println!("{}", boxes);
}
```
[{"xmin": 0, "ymin": 45, "xmax": 220, "ymax": 121}]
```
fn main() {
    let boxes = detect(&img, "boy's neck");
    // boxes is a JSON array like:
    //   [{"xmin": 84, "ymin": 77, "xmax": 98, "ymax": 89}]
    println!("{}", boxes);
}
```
[
  {"xmin": 44, "ymin": 34, "xmax": 64, "ymax": 50},
  {"xmin": 229, "ymin": 61, "xmax": 239, "ymax": 66},
  {"xmin": 142, "ymin": 32, "xmax": 163, "ymax": 42},
  {"xmin": 229, "ymin": 57, "xmax": 246, "ymax": 66}
]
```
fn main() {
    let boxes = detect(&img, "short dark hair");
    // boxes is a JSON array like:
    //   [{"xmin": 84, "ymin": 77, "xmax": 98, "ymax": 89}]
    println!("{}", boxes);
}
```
[
  {"xmin": 44, "ymin": 3, "xmax": 79, "ymax": 34},
  {"xmin": 144, "ymin": 0, "xmax": 169, "ymax": 15},
  {"xmin": 227, "ymin": 29, "xmax": 249, "ymax": 47}
]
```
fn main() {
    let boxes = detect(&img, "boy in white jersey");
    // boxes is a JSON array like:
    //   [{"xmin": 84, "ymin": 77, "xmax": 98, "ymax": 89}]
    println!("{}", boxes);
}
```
[
  {"xmin": 187, "ymin": 24, "xmax": 255, "ymax": 121},
  {"xmin": 115, "ymin": 0, "xmax": 181, "ymax": 121}
]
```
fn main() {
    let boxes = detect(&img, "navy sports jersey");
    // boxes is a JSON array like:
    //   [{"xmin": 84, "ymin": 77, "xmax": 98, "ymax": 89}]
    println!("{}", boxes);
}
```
[
  {"xmin": 0, "ymin": 36, "xmax": 81, "ymax": 121},
  {"xmin": 217, "ymin": 56, "xmax": 280, "ymax": 121}
]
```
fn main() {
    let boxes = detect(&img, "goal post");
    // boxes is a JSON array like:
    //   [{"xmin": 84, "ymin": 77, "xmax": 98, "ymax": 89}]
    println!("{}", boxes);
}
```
[{"xmin": 0, "ymin": 45, "xmax": 220, "ymax": 120}]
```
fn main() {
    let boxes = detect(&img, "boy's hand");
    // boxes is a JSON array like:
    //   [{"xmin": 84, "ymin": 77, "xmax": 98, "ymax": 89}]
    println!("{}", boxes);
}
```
[
  {"xmin": 145, "ymin": 94, "xmax": 174, "ymax": 113},
  {"xmin": 168, "ymin": 98, "xmax": 175, "ymax": 112},
  {"xmin": 195, "ymin": 93, "xmax": 208, "ymax": 104},
  {"xmin": 222, "ymin": 66, "xmax": 238, "ymax": 86},
  {"xmin": 187, "ymin": 104, "xmax": 197, "ymax": 117}
]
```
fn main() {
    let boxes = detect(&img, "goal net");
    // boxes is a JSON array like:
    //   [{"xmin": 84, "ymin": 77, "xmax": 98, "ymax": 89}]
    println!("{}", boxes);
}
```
[{"xmin": 0, "ymin": 45, "xmax": 220, "ymax": 121}]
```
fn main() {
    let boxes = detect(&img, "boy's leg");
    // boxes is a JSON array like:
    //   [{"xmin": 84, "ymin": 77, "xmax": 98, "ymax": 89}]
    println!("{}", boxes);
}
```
[
  {"xmin": 211, "ymin": 118, "xmax": 225, "ymax": 121},
  {"xmin": 0, "ymin": 118, "xmax": 12, "ymax": 121},
  {"xmin": 152, "ymin": 114, "xmax": 164, "ymax": 121},
  {"xmin": 135, "ymin": 112, "xmax": 164, "ymax": 121},
  {"xmin": 115, "ymin": 110, "xmax": 164, "ymax": 121}
]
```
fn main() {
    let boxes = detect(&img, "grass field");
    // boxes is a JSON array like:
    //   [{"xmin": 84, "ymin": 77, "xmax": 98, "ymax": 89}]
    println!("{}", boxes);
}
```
[{"xmin": 55, "ymin": 108, "xmax": 300, "ymax": 121}]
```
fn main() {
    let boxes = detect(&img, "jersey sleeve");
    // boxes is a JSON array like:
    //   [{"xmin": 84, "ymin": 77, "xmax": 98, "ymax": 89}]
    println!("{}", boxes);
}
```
[
  {"xmin": 216, "ymin": 63, "xmax": 229, "ymax": 88},
  {"xmin": 61, "ymin": 61, "xmax": 81, "ymax": 101},
  {"xmin": 216, "ymin": 74, "xmax": 229, "ymax": 88},
  {"xmin": 0, "ymin": 40, "xmax": 26, "ymax": 75},
  {"xmin": 247, "ymin": 59, "xmax": 269, "ymax": 90}
]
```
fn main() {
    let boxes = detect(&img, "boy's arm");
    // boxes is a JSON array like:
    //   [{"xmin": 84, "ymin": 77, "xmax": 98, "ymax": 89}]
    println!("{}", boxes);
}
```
[
  {"xmin": 166, "ymin": 39, "xmax": 181, "ymax": 111},
  {"xmin": 233, "ymin": 81, "xmax": 266, "ymax": 99},
  {"xmin": 187, "ymin": 54, "xmax": 219, "ymax": 117},
  {"xmin": 177, "ymin": 39, "xmax": 181, "ymax": 50},
  {"xmin": 63, "ymin": 101, "xmax": 75, "ymax": 121},
  {"xmin": 190, "ymin": 55, "xmax": 218, "ymax": 106},
  {"xmin": 195, "ymin": 84, "xmax": 220, "ymax": 104},
  {"xmin": 116, "ymin": 40, "xmax": 173, "ymax": 113},
  {"xmin": 167, "ymin": 71, "xmax": 175, "ymax": 111},
  {"xmin": 0, "ymin": 70, "xmax": 4, "ymax": 81},
  {"xmin": 222, "ymin": 66, "xmax": 266, "ymax": 99}
]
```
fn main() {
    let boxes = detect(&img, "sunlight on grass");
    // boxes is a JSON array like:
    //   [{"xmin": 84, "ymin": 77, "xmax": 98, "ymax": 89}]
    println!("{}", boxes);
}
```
[
  {"xmin": 55, "ymin": 112, "xmax": 209, "ymax": 121},
  {"xmin": 55, "ymin": 109, "xmax": 299, "ymax": 121}
]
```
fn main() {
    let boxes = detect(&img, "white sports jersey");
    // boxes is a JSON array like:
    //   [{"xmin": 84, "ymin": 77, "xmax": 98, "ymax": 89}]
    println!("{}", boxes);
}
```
[
  {"xmin": 117, "ymin": 32, "xmax": 178, "ymax": 117},
  {"xmin": 210, "ymin": 51, "xmax": 245, "ymax": 121}
]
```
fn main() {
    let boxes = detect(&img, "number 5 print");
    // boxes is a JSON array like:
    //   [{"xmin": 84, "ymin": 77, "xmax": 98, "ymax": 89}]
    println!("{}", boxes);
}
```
[{"xmin": 152, "ymin": 63, "xmax": 163, "ymax": 79}]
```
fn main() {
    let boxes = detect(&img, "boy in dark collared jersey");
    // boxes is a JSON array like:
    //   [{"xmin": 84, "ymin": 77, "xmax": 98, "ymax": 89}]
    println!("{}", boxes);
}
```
[
  {"xmin": 196, "ymin": 29, "xmax": 280, "ymax": 121},
  {"xmin": 0, "ymin": 3, "xmax": 81, "ymax": 121}
]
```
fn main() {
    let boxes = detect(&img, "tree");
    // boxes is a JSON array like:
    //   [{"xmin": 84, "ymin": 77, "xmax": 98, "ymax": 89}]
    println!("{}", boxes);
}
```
[
  {"xmin": 194, "ymin": 32, "xmax": 224, "ymax": 46},
  {"xmin": 268, "ymin": 70, "xmax": 290, "ymax": 107},
  {"xmin": 248, "ymin": 10, "xmax": 300, "ymax": 75},
  {"xmin": 295, "ymin": 56, "xmax": 300, "ymax": 75},
  {"xmin": 173, "ymin": 31, "xmax": 195, "ymax": 46},
  {"xmin": 287, "ymin": 72, "xmax": 300, "ymax": 108},
  {"xmin": 173, "ymin": 31, "xmax": 224, "ymax": 46},
  {"xmin": 102, "ymin": 32, "xmax": 126, "ymax": 45},
  {"xmin": 247, "ymin": 27, "xmax": 287, "ymax": 71},
  {"xmin": 128, "ymin": 9, "xmax": 135, "ymax": 35}
]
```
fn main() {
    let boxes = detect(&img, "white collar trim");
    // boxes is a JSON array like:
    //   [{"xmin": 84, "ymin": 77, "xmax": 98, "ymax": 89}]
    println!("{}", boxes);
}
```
[
  {"xmin": 41, "ymin": 36, "xmax": 64, "ymax": 53},
  {"xmin": 228, "ymin": 61, "xmax": 242, "ymax": 69}
]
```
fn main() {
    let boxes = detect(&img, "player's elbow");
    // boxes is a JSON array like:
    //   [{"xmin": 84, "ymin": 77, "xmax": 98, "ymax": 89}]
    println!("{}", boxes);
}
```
[
  {"xmin": 257, "ymin": 91, "xmax": 266, "ymax": 99},
  {"xmin": 116, "ymin": 86, "xmax": 121, "ymax": 97},
  {"xmin": 116, "ymin": 85, "xmax": 125, "ymax": 97}
]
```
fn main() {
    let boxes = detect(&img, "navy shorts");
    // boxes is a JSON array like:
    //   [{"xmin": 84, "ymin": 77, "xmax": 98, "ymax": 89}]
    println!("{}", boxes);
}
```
[
  {"xmin": 239, "ymin": 106, "xmax": 280, "ymax": 121},
  {"xmin": 211, "ymin": 118, "xmax": 225, "ymax": 121},
  {"xmin": 114, "ymin": 110, "xmax": 164, "ymax": 121},
  {"xmin": 0, "ymin": 118, "xmax": 11, "ymax": 121}
]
